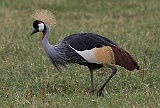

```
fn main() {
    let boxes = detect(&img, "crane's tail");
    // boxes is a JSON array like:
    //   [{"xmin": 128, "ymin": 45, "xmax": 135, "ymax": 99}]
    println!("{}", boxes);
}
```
[{"xmin": 112, "ymin": 46, "xmax": 139, "ymax": 71}]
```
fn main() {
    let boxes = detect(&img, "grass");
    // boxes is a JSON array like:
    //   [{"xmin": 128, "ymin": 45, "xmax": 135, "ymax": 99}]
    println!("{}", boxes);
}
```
[{"xmin": 0, "ymin": 0, "xmax": 160, "ymax": 107}]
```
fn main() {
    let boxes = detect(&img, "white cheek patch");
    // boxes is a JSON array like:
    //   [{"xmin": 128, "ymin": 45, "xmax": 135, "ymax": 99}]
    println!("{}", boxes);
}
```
[
  {"xmin": 69, "ymin": 45, "xmax": 101, "ymax": 64},
  {"xmin": 38, "ymin": 23, "xmax": 44, "ymax": 32}
]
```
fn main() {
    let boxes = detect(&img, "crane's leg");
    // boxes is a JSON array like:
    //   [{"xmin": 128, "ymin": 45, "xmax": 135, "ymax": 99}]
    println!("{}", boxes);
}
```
[
  {"xmin": 97, "ymin": 66, "xmax": 117, "ymax": 97},
  {"xmin": 88, "ymin": 67, "xmax": 94, "ymax": 94},
  {"xmin": 90, "ymin": 69, "xmax": 94, "ymax": 94}
]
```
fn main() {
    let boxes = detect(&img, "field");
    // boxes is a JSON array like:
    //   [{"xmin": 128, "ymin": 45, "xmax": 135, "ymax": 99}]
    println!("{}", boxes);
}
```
[{"xmin": 0, "ymin": 0, "xmax": 160, "ymax": 107}]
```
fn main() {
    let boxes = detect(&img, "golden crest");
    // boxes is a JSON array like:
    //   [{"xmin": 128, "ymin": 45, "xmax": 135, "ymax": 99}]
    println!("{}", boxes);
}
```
[{"xmin": 31, "ymin": 9, "xmax": 56, "ymax": 27}]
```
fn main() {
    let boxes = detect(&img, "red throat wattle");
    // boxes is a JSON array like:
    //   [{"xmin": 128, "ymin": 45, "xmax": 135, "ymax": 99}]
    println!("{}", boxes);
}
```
[{"xmin": 42, "ymin": 33, "xmax": 45, "ymax": 40}]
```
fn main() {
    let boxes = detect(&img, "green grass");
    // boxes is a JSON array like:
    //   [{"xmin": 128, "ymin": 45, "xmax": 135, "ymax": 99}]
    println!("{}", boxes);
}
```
[{"xmin": 0, "ymin": 0, "xmax": 160, "ymax": 107}]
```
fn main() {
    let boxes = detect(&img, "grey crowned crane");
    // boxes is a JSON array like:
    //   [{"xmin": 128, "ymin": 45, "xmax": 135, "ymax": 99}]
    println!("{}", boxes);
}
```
[{"xmin": 31, "ymin": 9, "xmax": 139, "ymax": 97}]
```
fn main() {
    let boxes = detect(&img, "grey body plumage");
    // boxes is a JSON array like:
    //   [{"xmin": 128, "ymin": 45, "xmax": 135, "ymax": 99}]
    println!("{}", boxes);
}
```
[{"xmin": 42, "ymin": 24, "xmax": 87, "ymax": 70}]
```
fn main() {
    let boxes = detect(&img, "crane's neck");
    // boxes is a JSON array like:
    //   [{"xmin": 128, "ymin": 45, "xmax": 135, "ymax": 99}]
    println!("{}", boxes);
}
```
[{"xmin": 42, "ymin": 24, "xmax": 52, "ymax": 50}]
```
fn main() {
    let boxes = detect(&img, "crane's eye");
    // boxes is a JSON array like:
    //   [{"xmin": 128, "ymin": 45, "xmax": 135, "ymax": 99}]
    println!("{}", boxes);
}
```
[
  {"xmin": 38, "ymin": 23, "xmax": 44, "ymax": 32},
  {"xmin": 31, "ymin": 20, "xmax": 45, "ymax": 35}
]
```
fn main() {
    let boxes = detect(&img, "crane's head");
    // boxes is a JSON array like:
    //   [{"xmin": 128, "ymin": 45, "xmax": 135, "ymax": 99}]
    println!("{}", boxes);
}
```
[
  {"xmin": 31, "ymin": 20, "xmax": 45, "ymax": 35},
  {"xmin": 30, "ymin": 9, "xmax": 56, "ymax": 35}
]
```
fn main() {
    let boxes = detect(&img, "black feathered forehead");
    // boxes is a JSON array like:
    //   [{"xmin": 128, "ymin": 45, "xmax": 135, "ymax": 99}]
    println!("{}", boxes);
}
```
[{"xmin": 33, "ymin": 20, "xmax": 44, "ymax": 28}]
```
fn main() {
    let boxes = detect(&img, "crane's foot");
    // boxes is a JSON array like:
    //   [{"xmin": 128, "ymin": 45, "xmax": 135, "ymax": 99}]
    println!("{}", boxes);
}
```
[
  {"xmin": 97, "ymin": 89, "xmax": 104, "ymax": 97},
  {"xmin": 89, "ymin": 85, "xmax": 94, "ymax": 95}
]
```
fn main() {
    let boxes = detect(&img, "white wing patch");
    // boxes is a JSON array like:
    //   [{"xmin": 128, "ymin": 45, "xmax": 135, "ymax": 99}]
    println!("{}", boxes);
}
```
[{"xmin": 69, "ymin": 45, "xmax": 101, "ymax": 64}]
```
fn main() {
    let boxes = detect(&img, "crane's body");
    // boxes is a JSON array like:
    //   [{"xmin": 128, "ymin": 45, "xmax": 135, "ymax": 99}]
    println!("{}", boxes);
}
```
[{"xmin": 31, "ymin": 9, "xmax": 139, "ymax": 96}]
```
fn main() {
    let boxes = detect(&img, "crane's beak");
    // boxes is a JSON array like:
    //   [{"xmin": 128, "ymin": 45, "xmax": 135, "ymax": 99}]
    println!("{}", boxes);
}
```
[{"xmin": 31, "ymin": 28, "xmax": 39, "ymax": 35}]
